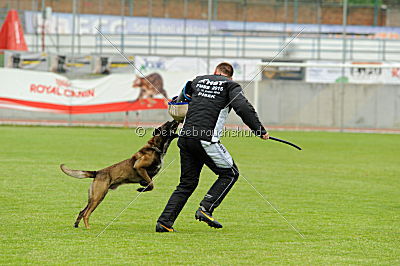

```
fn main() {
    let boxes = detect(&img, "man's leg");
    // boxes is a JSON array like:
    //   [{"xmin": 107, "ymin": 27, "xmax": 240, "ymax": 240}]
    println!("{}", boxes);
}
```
[
  {"xmin": 198, "ymin": 141, "xmax": 239, "ymax": 214},
  {"xmin": 200, "ymin": 162, "xmax": 239, "ymax": 213},
  {"xmin": 157, "ymin": 138, "xmax": 204, "ymax": 228}
]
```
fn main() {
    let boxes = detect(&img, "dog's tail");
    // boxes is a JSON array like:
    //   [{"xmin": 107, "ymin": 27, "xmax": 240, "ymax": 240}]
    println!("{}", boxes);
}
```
[{"xmin": 60, "ymin": 164, "xmax": 96, "ymax": 179}]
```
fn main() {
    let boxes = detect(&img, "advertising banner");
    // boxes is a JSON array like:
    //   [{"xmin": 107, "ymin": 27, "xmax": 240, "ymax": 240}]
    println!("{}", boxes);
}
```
[
  {"xmin": 134, "ymin": 56, "xmax": 207, "ymax": 97},
  {"xmin": 134, "ymin": 56, "xmax": 258, "ymax": 86},
  {"xmin": 305, "ymin": 61, "xmax": 400, "ymax": 84},
  {"xmin": 384, "ymin": 66, "xmax": 400, "ymax": 84},
  {"xmin": 24, "ymin": 11, "xmax": 400, "ymax": 39},
  {"xmin": 24, "ymin": 11, "xmax": 211, "ymax": 35},
  {"xmin": 135, "ymin": 56, "xmax": 207, "ymax": 74},
  {"xmin": 305, "ymin": 61, "xmax": 343, "ymax": 83},
  {"xmin": 0, "ymin": 57, "xmax": 267, "ymax": 114},
  {"xmin": 0, "ymin": 68, "xmax": 191, "ymax": 114},
  {"xmin": 348, "ymin": 62, "xmax": 383, "ymax": 84}
]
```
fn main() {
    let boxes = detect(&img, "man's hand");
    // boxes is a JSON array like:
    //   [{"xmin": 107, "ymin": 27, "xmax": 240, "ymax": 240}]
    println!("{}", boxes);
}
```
[{"xmin": 261, "ymin": 132, "xmax": 270, "ymax": 140}]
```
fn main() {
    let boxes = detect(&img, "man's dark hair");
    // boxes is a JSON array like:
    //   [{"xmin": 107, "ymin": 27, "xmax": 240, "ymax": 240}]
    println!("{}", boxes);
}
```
[{"xmin": 215, "ymin": 62, "xmax": 234, "ymax": 78}]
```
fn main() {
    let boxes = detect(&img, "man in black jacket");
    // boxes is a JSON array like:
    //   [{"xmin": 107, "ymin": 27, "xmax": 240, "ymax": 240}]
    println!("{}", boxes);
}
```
[{"xmin": 156, "ymin": 62, "xmax": 269, "ymax": 232}]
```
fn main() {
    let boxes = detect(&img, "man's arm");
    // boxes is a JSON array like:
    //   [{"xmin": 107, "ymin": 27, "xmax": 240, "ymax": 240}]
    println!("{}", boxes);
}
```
[
  {"xmin": 228, "ymin": 83, "xmax": 269, "ymax": 139},
  {"xmin": 175, "ymin": 81, "xmax": 193, "ymax": 103},
  {"xmin": 183, "ymin": 81, "xmax": 193, "ymax": 99}
]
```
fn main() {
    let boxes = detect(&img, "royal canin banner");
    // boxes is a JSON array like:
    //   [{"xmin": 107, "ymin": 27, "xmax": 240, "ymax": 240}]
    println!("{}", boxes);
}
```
[{"xmin": 0, "ymin": 68, "xmax": 195, "ymax": 114}]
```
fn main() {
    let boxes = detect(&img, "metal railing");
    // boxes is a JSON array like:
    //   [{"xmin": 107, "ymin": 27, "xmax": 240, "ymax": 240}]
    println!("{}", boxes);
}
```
[{"xmin": 24, "ymin": 32, "xmax": 400, "ymax": 61}]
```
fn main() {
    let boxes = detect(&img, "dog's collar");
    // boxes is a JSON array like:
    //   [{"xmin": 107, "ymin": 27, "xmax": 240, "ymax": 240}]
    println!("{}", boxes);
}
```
[{"xmin": 151, "ymin": 147, "xmax": 163, "ymax": 154}]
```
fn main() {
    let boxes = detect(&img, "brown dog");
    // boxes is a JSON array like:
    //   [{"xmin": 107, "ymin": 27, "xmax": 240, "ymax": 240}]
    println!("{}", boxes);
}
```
[{"xmin": 60, "ymin": 120, "xmax": 179, "ymax": 229}]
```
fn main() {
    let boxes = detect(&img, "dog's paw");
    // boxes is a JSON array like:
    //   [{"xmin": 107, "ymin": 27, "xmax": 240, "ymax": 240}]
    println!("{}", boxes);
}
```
[
  {"xmin": 137, "ymin": 186, "xmax": 153, "ymax": 192},
  {"xmin": 137, "ymin": 187, "xmax": 147, "ymax": 192},
  {"xmin": 139, "ymin": 180, "xmax": 148, "ymax": 186}
]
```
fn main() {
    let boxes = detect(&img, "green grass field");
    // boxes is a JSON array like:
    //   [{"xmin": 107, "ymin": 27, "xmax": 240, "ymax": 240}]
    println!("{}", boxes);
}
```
[{"xmin": 0, "ymin": 126, "xmax": 399, "ymax": 264}]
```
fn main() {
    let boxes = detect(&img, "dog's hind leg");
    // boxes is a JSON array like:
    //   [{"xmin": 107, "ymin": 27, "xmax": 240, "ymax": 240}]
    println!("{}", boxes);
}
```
[
  {"xmin": 74, "ymin": 183, "xmax": 94, "ymax": 228},
  {"xmin": 83, "ymin": 180, "xmax": 109, "ymax": 229},
  {"xmin": 74, "ymin": 205, "xmax": 88, "ymax": 228}
]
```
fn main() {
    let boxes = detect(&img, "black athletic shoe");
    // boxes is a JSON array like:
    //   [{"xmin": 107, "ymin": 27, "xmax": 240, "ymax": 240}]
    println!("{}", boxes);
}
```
[
  {"xmin": 155, "ymin": 222, "xmax": 175, "ymax": 233},
  {"xmin": 195, "ymin": 206, "xmax": 223, "ymax": 229}
]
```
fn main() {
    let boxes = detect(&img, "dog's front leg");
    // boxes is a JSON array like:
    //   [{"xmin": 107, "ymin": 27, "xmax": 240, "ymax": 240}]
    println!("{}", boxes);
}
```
[
  {"xmin": 133, "ymin": 156, "xmax": 154, "ymax": 192},
  {"xmin": 135, "ymin": 168, "xmax": 153, "ymax": 192}
]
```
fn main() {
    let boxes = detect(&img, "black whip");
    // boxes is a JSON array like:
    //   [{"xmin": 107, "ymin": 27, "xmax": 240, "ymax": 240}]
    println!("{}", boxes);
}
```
[{"xmin": 269, "ymin": 137, "xmax": 302, "ymax": 150}]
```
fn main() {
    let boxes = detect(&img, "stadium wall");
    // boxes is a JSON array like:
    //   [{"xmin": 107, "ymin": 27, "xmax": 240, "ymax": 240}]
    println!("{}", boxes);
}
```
[
  {"xmin": 256, "ymin": 80, "xmax": 400, "ymax": 130},
  {"xmin": 1, "ymin": 80, "xmax": 399, "ymax": 130}
]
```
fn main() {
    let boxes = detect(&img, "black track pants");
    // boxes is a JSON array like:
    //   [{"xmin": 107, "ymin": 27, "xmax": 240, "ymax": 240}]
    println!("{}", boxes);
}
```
[{"xmin": 157, "ymin": 137, "xmax": 239, "ymax": 227}]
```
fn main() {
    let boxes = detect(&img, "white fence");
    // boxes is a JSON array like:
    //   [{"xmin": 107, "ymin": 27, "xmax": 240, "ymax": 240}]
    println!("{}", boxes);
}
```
[{"xmin": 25, "ymin": 33, "xmax": 400, "ymax": 61}]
